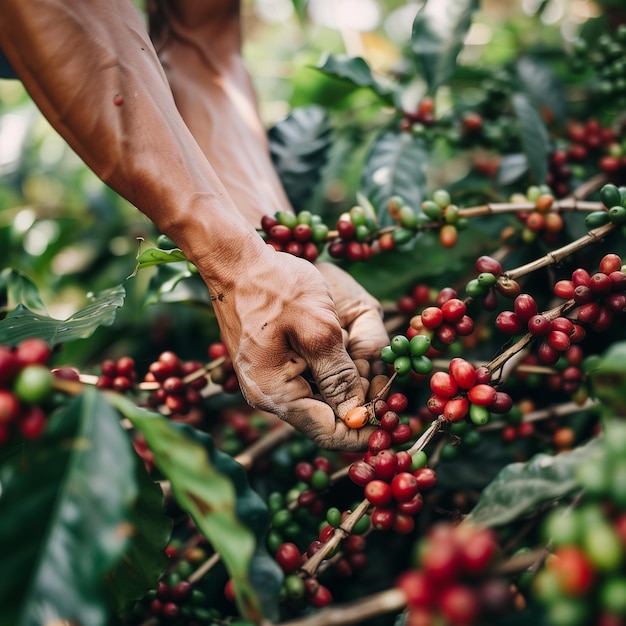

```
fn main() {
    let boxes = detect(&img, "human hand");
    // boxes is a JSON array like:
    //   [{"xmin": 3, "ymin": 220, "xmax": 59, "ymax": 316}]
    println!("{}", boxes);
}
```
[
  {"xmin": 315, "ymin": 262, "xmax": 389, "ymax": 396},
  {"xmin": 204, "ymin": 247, "xmax": 385, "ymax": 450}
]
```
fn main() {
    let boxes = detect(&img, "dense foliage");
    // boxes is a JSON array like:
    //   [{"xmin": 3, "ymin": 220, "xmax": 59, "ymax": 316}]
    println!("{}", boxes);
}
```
[{"xmin": 1, "ymin": 1, "xmax": 626, "ymax": 626}]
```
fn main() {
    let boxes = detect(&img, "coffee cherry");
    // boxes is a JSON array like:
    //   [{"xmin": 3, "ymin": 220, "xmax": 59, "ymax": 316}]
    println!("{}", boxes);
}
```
[
  {"xmin": 13, "ymin": 365, "xmax": 53, "ymax": 404},
  {"xmin": 514, "ymin": 294, "xmax": 538, "ymax": 323},
  {"xmin": 371, "ymin": 506, "xmax": 396, "ymax": 530},
  {"xmin": 345, "ymin": 405, "xmax": 369, "ymax": 429},
  {"xmin": 0, "ymin": 390, "xmax": 20, "ymax": 424},
  {"xmin": 443, "ymin": 397, "xmax": 470, "ymax": 422},
  {"xmin": 369, "ymin": 429, "xmax": 392, "ymax": 453},
  {"xmin": 496, "ymin": 311, "xmax": 523, "ymax": 334},
  {"xmin": 0, "ymin": 347, "xmax": 20, "ymax": 386},
  {"xmin": 468, "ymin": 384, "xmax": 497, "ymax": 407},
  {"xmin": 19, "ymin": 405, "xmax": 47, "ymax": 440},
  {"xmin": 15, "ymin": 338, "xmax": 51, "ymax": 367},
  {"xmin": 391, "ymin": 472, "xmax": 419, "ymax": 501},
  {"xmin": 439, "ymin": 584, "xmax": 480, "ymax": 625},
  {"xmin": 365, "ymin": 480, "xmax": 393, "ymax": 506},
  {"xmin": 275, "ymin": 542, "xmax": 302, "ymax": 574},
  {"xmin": 528, "ymin": 314, "xmax": 551, "ymax": 336},
  {"xmin": 413, "ymin": 467, "xmax": 437, "ymax": 490},
  {"xmin": 421, "ymin": 307, "xmax": 444, "ymax": 329},
  {"xmin": 475, "ymin": 256, "xmax": 503, "ymax": 275},
  {"xmin": 349, "ymin": 461, "xmax": 376, "ymax": 486},
  {"xmin": 441, "ymin": 299, "xmax": 466, "ymax": 324},
  {"xmin": 430, "ymin": 372, "xmax": 459, "ymax": 399}
]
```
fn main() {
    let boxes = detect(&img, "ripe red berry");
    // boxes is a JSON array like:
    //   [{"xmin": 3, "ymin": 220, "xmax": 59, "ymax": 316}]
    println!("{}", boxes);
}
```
[
  {"xmin": 430, "ymin": 372, "xmax": 459, "ymax": 399},
  {"xmin": 528, "ymin": 314, "xmax": 551, "ymax": 336},
  {"xmin": 391, "ymin": 472, "xmax": 419, "ymax": 501},
  {"xmin": 373, "ymin": 449, "xmax": 398, "ymax": 481},
  {"xmin": 496, "ymin": 310, "xmax": 523, "ymax": 334},
  {"xmin": 475, "ymin": 256, "xmax": 503, "ymax": 275},
  {"xmin": 15, "ymin": 338, "xmax": 51, "ymax": 366},
  {"xmin": 397, "ymin": 570, "xmax": 435, "ymax": 609},
  {"xmin": 275, "ymin": 542, "xmax": 302, "ymax": 574},
  {"xmin": 0, "ymin": 390, "xmax": 20, "ymax": 424},
  {"xmin": 368, "ymin": 429, "xmax": 392, "ymax": 454},
  {"xmin": 19, "ymin": 405, "xmax": 47, "ymax": 440},
  {"xmin": 391, "ymin": 423, "xmax": 413, "ymax": 445},
  {"xmin": 590, "ymin": 272, "xmax": 612, "ymax": 296},
  {"xmin": 572, "ymin": 268, "xmax": 591, "ymax": 287},
  {"xmin": 421, "ymin": 307, "xmax": 444, "ymax": 329},
  {"xmin": 468, "ymin": 384, "xmax": 497, "ymax": 407},
  {"xmin": 308, "ymin": 583, "xmax": 333, "ymax": 607},
  {"xmin": 387, "ymin": 392, "xmax": 408, "ymax": 413},
  {"xmin": 365, "ymin": 480, "xmax": 393, "ymax": 506},
  {"xmin": 441, "ymin": 298, "xmax": 466, "ymax": 324},
  {"xmin": 600, "ymin": 253, "xmax": 622, "ymax": 274},
  {"xmin": 413, "ymin": 467, "xmax": 437, "ymax": 490},
  {"xmin": 554, "ymin": 279, "xmax": 575, "ymax": 299},
  {"xmin": 371, "ymin": 506, "xmax": 396, "ymax": 530},
  {"xmin": 396, "ymin": 492, "xmax": 424, "ymax": 515},
  {"xmin": 380, "ymin": 410, "xmax": 400, "ymax": 432},
  {"xmin": 349, "ymin": 461, "xmax": 376, "ymax": 487},
  {"xmin": 443, "ymin": 397, "xmax": 470, "ymax": 422},
  {"xmin": 449, "ymin": 358, "xmax": 476, "ymax": 390},
  {"xmin": 514, "ymin": 294, "xmax": 538, "ymax": 323},
  {"xmin": 547, "ymin": 330, "xmax": 571, "ymax": 352},
  {"xmin": 392, "ymin": 512, "xmax": 415, "ymax": 535},
  {"xmin": 439, "ymin": 584, "xmax": 480, "ymax": 625}
]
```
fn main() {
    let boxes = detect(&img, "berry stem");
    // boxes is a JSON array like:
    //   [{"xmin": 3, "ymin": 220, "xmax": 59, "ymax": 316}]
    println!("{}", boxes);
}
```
[
  {"xmin": 234, "ymin": 422, "xmax": 294, "ymax": 470},
  {"xmin": 503, "ymin": 222, "xmax": 616, "ymax": 281}
]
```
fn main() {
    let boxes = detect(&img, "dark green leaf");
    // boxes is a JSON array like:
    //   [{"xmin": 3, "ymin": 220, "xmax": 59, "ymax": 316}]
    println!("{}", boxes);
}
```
[
  {"xmin": 511, "ymin": 92, "xmax": 549, "ymax": 185},
  {"xmin": 497, "ymin": 153, "xmax": 529, "ymax": 186},
  {"xmin": 0, "ymin": 268, "xmax": 47, "ymax": 315},
  {"xmin": 178, "ymin": 425, "xmax": 282, "ymax": 621},
  {"xmin": 0, "ymin": 388, "xmax": 137, "ymax": 626},
  {"xmin": 109, "ymin": 396, "xmax": 263, "ymax": 622},
  {"xmin": 411, "ymin": 0, "xmax": 479, "ymax": 91},
  {"xmin": 515, "ymin": 56, "xmax": 568, "ymax": 124},
  {"xmin": 0, "ymin": 284, "xmax": 125, "ymax": 347},
  {"xmin": 315, "ymin": 54, "xmax": 394, "ymax": 103},
  {"xmin": 105, "ymin": 455, "xmax": 172, "ymax": 611},
  {"xmin": 466, "ymin": 437, "xmax": 601, "ymax": 527},
  {"xmin": 269, "ymin": 105, "xmax": 333, "ymax": 212},
  {"xmin": 360, "ymin": 130, "xmax": 428, "ymax": 226}
]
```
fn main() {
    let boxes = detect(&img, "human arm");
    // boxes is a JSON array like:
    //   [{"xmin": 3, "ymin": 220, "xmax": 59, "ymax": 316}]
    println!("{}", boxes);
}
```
[{"xmin": 0, "ymin": 0, "xmax": 382, "ymax": 449}]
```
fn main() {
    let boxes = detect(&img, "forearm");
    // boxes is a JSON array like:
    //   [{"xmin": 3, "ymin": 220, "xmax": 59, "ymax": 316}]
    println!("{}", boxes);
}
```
[{"xmin": 0, "ymin": 0, "xmax": 266, "ymax": 286}]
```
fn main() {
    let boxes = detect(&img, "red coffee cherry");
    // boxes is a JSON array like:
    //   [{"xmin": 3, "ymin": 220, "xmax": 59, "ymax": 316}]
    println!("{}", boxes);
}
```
[
  {"xmin": 365, "ymin": 479, "xmax": 393, "ymax": 507},
  {"xmin": 449, "ymin": 358, "xmax": 477, "ymax": 390},
  {"xmin": 528, "ymin": 314, "xmax": 551, "ymax": 336},
  {"xmin": 441, "ymin": 298, "xmax": 466, "ymax": 324},
  {"xmin": 475, "ymin": 256, "xmax": 503, "ymax": 275},
  {"xmin": 443, "ymin": 397, "xmax": 470, "ymax": 422},
  {"xmin": 373, "ymin": 449, "xmax": 398, "ymax": 481},
  {"xmin": 387, "ymin": 392, "xmax": 408, "ymax": 413},
  {"xmin": 368, "ymin": 429, "xmax": 392, "ymax": 453},
  {"xmin": 590, "ymin": 272, "xmax": 612, "ymax": 296},
  {"xmin": 577, "ymin": 302, "xmax": 600, "ymax": 324},
  {"xmin": 396, "ymin": 492, "xmax": 424, "ymax": 515},
  {"xmin": 371, "ymin": 506, "xmax": 396, "ymax": 531},
  {"xmin": 513, "ymin": 294, "xmax": 538, "ymax": 323},
  {"xmin": 397, "ymin": 569, "xmax": 435, "ymax": 609},
  {"xmin": 421, "ymin": 307, "xmax": 444, "ymax": 329},
  {"xmin": 496, "ymin": 311, "xmax": 523, "ymax": 334},
  {"xmin": 430, "ymin": 372, "xmax": 459, "ymax": 399},
  {"xmin": 547, "ymin": 330, "xmax": 571, "ymax": 352},
  {"xmin": 538, "ymin": 341, "xmax": 560, "ymax": 365},
  {"xmin": 380, "ymin": 411, "xmax": 400, "ymax": 432},
  {"xmin": 599, "ymin": 253, "xmax": 622, "ymax": 274},
  {"xmin": 554, "ymin": 279, "xmax": 575, "ymax": 299},
  {"xmin": 14, "ymin": 338, "xmax": 51, "ymax": 366},
  {"xmin": 391, "ymin": 423, "xmax": 413, "ymax": 445},
  {"xmin": 391, "ymin": 472, "xmax": 420, "ymax": 502},
  {"xmin": 468, "ymin": 384, "xmax": 498, "ymax": 407},
  {"xmin": 275, "ymin": 542, "xmax": 302, "ymax": 574},
  {"xmin": 392, "ymin": 512, "xmax": 415, "ymax": 535},
  {"xmin": 413, "ymin": 467, "xmax": 437, "ymax": 490},
  {"xmin": 439, "ymin": 584, "xmax": 480, "ymax": 625}
]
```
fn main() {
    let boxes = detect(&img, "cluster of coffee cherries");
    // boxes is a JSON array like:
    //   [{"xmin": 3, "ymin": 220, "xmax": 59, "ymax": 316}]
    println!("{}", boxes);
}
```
[
  {"xmin": 496, "ymin": 293, "xmax": 587, "ymax": 365},
  {"xmin": 327, "ymin": 204, "xmax": 379, "ymax": 262},
  {"xmin": 400, "ymin": 97, "xmax": 436, "ymax": 132},
  {"xmin": 407, "ymin": 288, "xmax": 475, "ymax": 350},
  {"xmin": 143, "ymin": 350, "xmax": 208, "ymax": 415},
  {"xmin": 0, "ymin": 338, "xmax": 54, "ymax": 444},
  {"xmin": 259, "ymin": 210, "xmax": 328, "ymax": 262},
  {"xmin": 571, "ymin": 25, "xmax": 626, "ymax": 107},
  {"xmin": 348, "ymin": 393, "xmax": 436, "ymax": 535},
  {"xmin": 533, "ymin": 419, "xmax": 626, "ymax": 625},
  {"xmin": 397, "ymin": 523, "xmax": 509, "ymax": 626},
  {"xmin": 420, "ymin": 189, "xmax": 468, "ymax": 249},
  {"xmin": 464, "ymin": 255, "xmax": 505, "ymax": 312},
  {"xmin": 585, "ymin": 183, "xmax": 626, "ymax": 236},
  {"xmin": 428, "ymin": 358, "xmax": 512, "ymax": 425},
  {"xmin": 512, "ymin": 187, "xmax": 565, "ymax": 245},
  {"xmin": 554, "ymin": 252, "xmax": 626, "ymax": 333}
]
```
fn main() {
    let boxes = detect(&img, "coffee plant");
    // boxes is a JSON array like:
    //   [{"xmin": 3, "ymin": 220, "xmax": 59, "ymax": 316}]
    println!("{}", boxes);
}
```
[{"xmin": 2, "ymin": 1, "xmax": 626, "ymax": 626}]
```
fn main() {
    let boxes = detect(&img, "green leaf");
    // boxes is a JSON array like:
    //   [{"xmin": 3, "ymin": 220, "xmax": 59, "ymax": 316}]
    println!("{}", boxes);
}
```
[
  {"xmin": 105, "ymin": 454, "xmax": 172, "ymax": 611},
  {"xmin": 269, "ymin": 105, "xmax": 333, "ymax": 212},
  {"xmin": 291, "ymin": 0, "xmax": 308, "ymax": 26},
  {"xmin": 314, "ymin": 54, "xmax": 394, "ymax": 103},
  {"xmin": 0, "ymin": 268, "xmax": 47, "ymax": 315},
  {"xmin": 109, "ymin": 396, "xmax": 264, "ymax": 622},
  {"xmin": 360, "ymin": 130, "xmax": 428, "ymax": 226},
  {"xmin": 0, "ymin": 284, "xmax": 125, "ymax": 348},
  {"xmin": 497, "ymin": 153, "xmax": 529, "ymax": 187},
  {"xmin": 411, "ymin": 0, "xmax": 479, "ymax": 91},
  {"xmin": 0, "ymin": 388, "xmax": 137, "ymax": 626},
  {"xmin": 515, "ymin": 56, "xmax": 568, "ymax": 124},
  {"xmin": 466, "ymin": 437, "xmax": 601, "ymax": 527},
  {"xmin": 589, "ymin": 341, "xmax": 626, "ymax": 416},
  {"xmin": 143, "ymin": 264, "xmax": 212, "ymax": 308},
  {"xmin": 134, "ymin": 246, "xmax": 188, "ymax": 271},
  {"xmin": 511, "ymin": 92, "xmax": 550, "ymax": 185},
  {"xmin": 176, "ymin": 424, "xmax": 283, "ymax": 621}
]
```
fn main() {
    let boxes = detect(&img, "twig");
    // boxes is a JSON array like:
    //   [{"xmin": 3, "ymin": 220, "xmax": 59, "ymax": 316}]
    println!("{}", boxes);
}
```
[
  {"xmin": 270, "ymin": 588, "xmax": 407, "ymax": 626},
  {"xmin": 479, "ymin": 398, "xmax": 599, "ymax": 431},
  {"xmin": 234, "ymin": 422, "xmax": 294, "ymax": 470},
  {"xmin": 503, "ymin": 222, "xmax": 616, "ymax": 281}
]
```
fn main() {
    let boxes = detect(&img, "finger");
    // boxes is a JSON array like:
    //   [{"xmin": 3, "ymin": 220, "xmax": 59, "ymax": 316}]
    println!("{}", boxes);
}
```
[
  {"xmin": 344, "ymin": 307, "xmax": 389, "ymax": 363},
  {"xmin": 280, "ymin": 396, "xmax": 377, "ymax": 451},
  {"xmin": 367, "ymin": 374, "xmax": 390, "ymax": 402}
]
